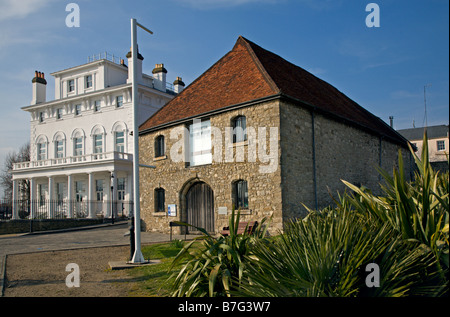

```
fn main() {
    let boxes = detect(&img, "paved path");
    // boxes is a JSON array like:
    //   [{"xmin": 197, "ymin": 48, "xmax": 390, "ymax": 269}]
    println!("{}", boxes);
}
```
[{"xmin": 0, "ymin": 221, "xmax": 197, "ymax": 296}]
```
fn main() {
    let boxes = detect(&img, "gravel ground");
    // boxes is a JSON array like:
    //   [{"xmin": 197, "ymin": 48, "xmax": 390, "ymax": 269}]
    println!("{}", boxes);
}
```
[{"xmin": 3, "ymin": 246, "xmax": 137, "ymax": 297}]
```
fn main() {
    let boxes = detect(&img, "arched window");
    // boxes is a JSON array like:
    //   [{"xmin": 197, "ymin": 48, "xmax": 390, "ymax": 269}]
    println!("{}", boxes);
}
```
[
  {"xmin": 36, "ymin": 135, "xmax": 48, "ymax": 161},
  {"xmin": 53, "ymin": 132, "xmax": 66, "ymax": 159},
  {"xmin": 155, "ymin": 135, "xmax": 165, "ymax": 157},
  {"xmin": 233, "ymin": 180, "xmax": 248, "ymax": 209},
  {"xmin": 71, "ymin": 129, "xmax": 85, "ymax": 158},
  {"xmin": 112, "ymin": 121, "xmax": 128, "ymax": 153},
  {"xmin": 232, "ymin": 116, "xmax": 247, "ymax": 143},
  {"xmin": 91, "ymin": 125, "xmax": 106, "ymax": 157},
  {"xmin": 154, "ymin": 188, "xmax": 165, "ymax": 212}
]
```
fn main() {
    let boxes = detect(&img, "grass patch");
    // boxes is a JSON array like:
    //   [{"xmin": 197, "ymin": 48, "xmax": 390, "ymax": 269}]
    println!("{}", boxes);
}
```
[{"xmin": 121, "ymin": 240, "xmax": 197, "ymax": 297}]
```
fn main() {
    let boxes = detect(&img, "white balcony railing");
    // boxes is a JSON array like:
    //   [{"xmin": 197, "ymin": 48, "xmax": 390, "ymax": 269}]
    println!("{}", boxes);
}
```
[{"xmin": 13, "ymin": 151, "xmax": 133, "ymax": 171}]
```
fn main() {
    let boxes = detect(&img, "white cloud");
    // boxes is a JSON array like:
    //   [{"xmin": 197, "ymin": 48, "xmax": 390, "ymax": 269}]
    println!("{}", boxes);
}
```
[{"xmin": 0, "ymin": 0, "xmax": 55, "ymax": 21}]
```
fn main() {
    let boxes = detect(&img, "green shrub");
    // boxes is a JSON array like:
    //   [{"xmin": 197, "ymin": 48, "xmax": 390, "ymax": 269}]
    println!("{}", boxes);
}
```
[
  {"xmin": 167, "ymin": 210, "xmax": 269, "ymax": 297},
  {"xmin": 236, "ymin": 132, "xmax": 448, "ymax": 297}
]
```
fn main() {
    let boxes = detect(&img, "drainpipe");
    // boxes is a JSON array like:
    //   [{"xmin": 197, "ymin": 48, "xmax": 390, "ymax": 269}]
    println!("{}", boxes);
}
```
[
  {"xmin": 379, "ymin": 136, "xmax": 383, "ymax": 181},
  {"xmin": 311, "ymin": 111, "xmax": 318, "ymax": 210}
]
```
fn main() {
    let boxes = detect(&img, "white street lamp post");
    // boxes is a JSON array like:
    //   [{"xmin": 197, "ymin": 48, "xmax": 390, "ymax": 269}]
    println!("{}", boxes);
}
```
[{"xmin": 130, "ymin": 18, "xmax": 153, "ymax": 264}]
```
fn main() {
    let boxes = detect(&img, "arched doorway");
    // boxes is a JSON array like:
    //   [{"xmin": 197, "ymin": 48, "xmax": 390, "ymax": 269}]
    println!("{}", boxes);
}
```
[{"xmin": 186, "ymin": 182, "xmax": 214, "ymax": 233}]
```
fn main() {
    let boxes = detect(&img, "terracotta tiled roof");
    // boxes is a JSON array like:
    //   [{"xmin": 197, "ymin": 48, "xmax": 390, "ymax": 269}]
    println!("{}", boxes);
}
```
[{"xmin": 139, "ymin": 36, "xmax": 407, "ymax": 146}]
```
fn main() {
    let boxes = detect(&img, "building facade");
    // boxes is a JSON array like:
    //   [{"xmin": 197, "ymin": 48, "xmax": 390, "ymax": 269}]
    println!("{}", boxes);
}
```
[
  {"xmin": 11, "ymin": 51, "xmax": 184, "ymax": 220},
  {"xmin": 398, "ymin": 125, "xmax": 449, "ymax": 172},
  {"xmin": 138, "ymin": 36, "xmax": 412, "ymax": 235}
]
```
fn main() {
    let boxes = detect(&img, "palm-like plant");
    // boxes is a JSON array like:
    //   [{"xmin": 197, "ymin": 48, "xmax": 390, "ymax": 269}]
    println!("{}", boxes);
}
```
[
  {"xmin": 236, "ymin": 132, "xmax": 448, "ymax": 297},
  {"xmin": 168, "ymin": 210, "xmax": 269, "ymax": 297},
  {"xmin": 237, "ymin": 199, "xmax": 446, "ymax": 297},
  {"xmin": 343, "ymin": 132, "xmax": 449, "ymax": 272}
]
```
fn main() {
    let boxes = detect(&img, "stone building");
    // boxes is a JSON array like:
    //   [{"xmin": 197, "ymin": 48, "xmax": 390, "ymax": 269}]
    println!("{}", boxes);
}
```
[{"xmin": 138, "ymin": 36, "xmax": 412, "ymax": 234}]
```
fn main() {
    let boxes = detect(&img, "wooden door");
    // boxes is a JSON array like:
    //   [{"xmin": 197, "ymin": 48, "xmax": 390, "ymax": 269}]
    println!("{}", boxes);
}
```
[{"xmin": 186, "ymin": 182, "xmax": 214, "ymax": 233}]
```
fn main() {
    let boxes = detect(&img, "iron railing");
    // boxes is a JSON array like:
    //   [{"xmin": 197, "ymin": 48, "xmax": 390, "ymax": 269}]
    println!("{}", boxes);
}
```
[{"xmin": 0, "ymin": 199, "xmax": 133, "ymax": 220}]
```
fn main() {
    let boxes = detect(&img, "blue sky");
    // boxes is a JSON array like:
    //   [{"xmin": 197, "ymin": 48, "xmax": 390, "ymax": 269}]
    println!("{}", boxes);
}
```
[{"xmin": 0, "ymin": 0, "xmax": 448, "ymax": 179}]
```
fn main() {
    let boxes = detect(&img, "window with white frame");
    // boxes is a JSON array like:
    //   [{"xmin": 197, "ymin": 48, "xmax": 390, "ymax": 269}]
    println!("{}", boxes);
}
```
[
  {"xmin": 57, "ymin": 183, "xmax": 64, "ymax": 205},
  {"xmin": 74, "ymin": 136, "xmax": 83, "ymax": 156},
  {"xmin": 56, "ymin": 108, "xmax": 63, "ymax": 120},
  {"xmin": 189, "ymin": 120, "xmax": 212, "ymax": 166},
  {"xmin": 38, "ymin": 184, "xmax": 48, "ymax": 205},
  {"xmin": 93, "ymin": 134, "xmax": 103, "ymax": 154},
  {"xmin": 75, "ymin": 181, "xmax": 84, "ymax": 202},
  {"xmin": 116, "ymin": 95, "xmax": 123, "ymax": 108},
  {"xmin": 437, "ymin": 140, "xmax": 445, "ymax": 151},
  {"xmin": 117, "ymin": 178, "xmax": 126, "ymax": 201},
  {"xmin": 96, "ymin": 180, "xmax": 104, "ymax": 201},
  {"xmin": 37, "ymin": 141, "xmax": 46, "ymax": 161},
  {"xmin": 55, "ymin": 139, "xmax": 64, "ymax": 158},
  {"xmin": 68, "ymin": 79, "xmax": 75, "ymax": 93},
  {"xmin": 115, "ymin": 131, "xmax": 125, "ymax": 152},
  {"xmin": 85, "ymin": 75, "xmax": 93, "ymax": 89},
  {"xmin": 94, "ymin": 100, "xmax": 101, "ymax": 112},
  {"xmin": 39, "ymin": 112, "xmax": 45, "ymax": 123},
  {"xmin": 75, "ymin": 104, "xmax": 81, "ymax": 116}
]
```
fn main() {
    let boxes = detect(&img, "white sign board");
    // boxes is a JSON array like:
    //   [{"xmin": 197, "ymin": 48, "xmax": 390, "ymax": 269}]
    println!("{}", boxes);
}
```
[
  {"xmin": 168, "ymin": 204, "xmax": 177, "ymax": 217},
  {"xmin": 218, "ymin": 207, "xmax": 228, "ymax": 215}
]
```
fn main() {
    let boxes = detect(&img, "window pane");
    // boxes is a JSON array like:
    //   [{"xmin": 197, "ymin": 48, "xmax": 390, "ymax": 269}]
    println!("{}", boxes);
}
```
[
  {"xmin": 235, "ymin": 180, "xmax": 248, "ymax": 209},
  {"xmin": 56, "ymin": 140, "xmax": 64, "ymax": 158},
  {"xmin": 115, "ymin": 131, "xmax": 125, "ymax": 152},
  {"xmin": 116, "ymin": 96, "xmax": 123, "ymax": 108},
  {"xmin": 155, "ymin": 136, "xmax": 165, "ymax": 157},
  {"xmin": 94, "ymin": 100, "xmax": 101, "ymax": 112},
  {"xmin": 94, "ymin": 135, "xmax": 102, "ymax": 153},
  {"xmin": 74, "ymin": 138, "xmax": 83, "ymax": 156},
  {"xmin": 155, "ymin": 188, "xmax": 165, "ymax": 212},
  {"xmin": 189, "ymin": 120, "xmax": 212, "ymax": 166},
  {"xmin": 38, "ymin": 143, "xmax": 46, "ymax": 161},
  {"xmin": 85, "ymin": 75, "xmax": 92, "ymax": 88},
  {"xmin": 68, "ymin": 80, "xmax": 75, "ymax": 92},
  {"xmin": 96, "ymin": 180, "xmax": 103, "ymax": 201},
  {"xmin": 233, "ymin": 116, "xmax": 247, "ymax": 143}
]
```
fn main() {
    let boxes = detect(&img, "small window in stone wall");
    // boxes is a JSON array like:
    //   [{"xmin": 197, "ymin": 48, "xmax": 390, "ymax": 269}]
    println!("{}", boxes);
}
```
[
  {"xmin": 155, "ymin": 188, "xmax": 165, "ymax": 212},
  {"xmin": 233, "ymin": 180, "xmax": 248, "ymax": 210},
  {"xmin": 232, "ymin": 115, "xmax": 247, "ymax": 143},
  {"xmin": 155, "ymin": 135, "xmax": 165, "ymax": 157}
]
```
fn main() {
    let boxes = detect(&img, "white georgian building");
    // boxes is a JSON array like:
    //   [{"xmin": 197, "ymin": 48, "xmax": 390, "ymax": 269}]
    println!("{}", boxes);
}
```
[{"xmin": 11, "ymin": 50, "xmax": 184, "ymax": 219}]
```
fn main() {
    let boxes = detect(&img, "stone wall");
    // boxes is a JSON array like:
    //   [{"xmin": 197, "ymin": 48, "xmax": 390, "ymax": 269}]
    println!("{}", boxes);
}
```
[
  {"xmin": 279, "ymin": 99, "xmax": 412, "ymax": 221},
  {"xmin": 139, "ymin": 97, "xmax": 412, "ymax": 235},
  {"xmin": 139, "ymin": 99, "xmax": 283, "ymax": 235}
]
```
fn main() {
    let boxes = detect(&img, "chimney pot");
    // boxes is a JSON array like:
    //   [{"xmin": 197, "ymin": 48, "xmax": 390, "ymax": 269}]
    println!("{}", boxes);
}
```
[{"xmin": 389, "ymin": 116, "xmax": 394, "ymax": 128}]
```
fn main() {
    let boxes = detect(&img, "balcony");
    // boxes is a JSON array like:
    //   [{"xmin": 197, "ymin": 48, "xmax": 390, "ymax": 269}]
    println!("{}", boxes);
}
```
[{"xmin": 13, "ymin": 151, "xmax": 133, "ymax": 171}]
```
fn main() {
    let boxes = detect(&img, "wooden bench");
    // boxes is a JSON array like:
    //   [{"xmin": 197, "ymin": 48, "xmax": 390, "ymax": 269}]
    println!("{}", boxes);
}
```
[{"xmin": 220, "ymin": 221, "xmax": 258, "ymax": 236}]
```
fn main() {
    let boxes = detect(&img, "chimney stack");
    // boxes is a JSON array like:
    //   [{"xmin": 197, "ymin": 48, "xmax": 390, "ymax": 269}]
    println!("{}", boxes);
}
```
[
  {"xmin": 389, "ymin": 116, "xmax": 394, "ymax": 128},
  {"xmin": 31, "ymin": 70, "xmax": 47, "ymax": 105},
  {"xmin": 173, "ymin": 77, "xmax": 185, "ymax": 94},
  {"xmin": 152, "ymin": 63, "xmax": 167, "ymax": 92},
  {"xmin": 126, "ymin": 46, "xmax": 144, "ymax": 84}
]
